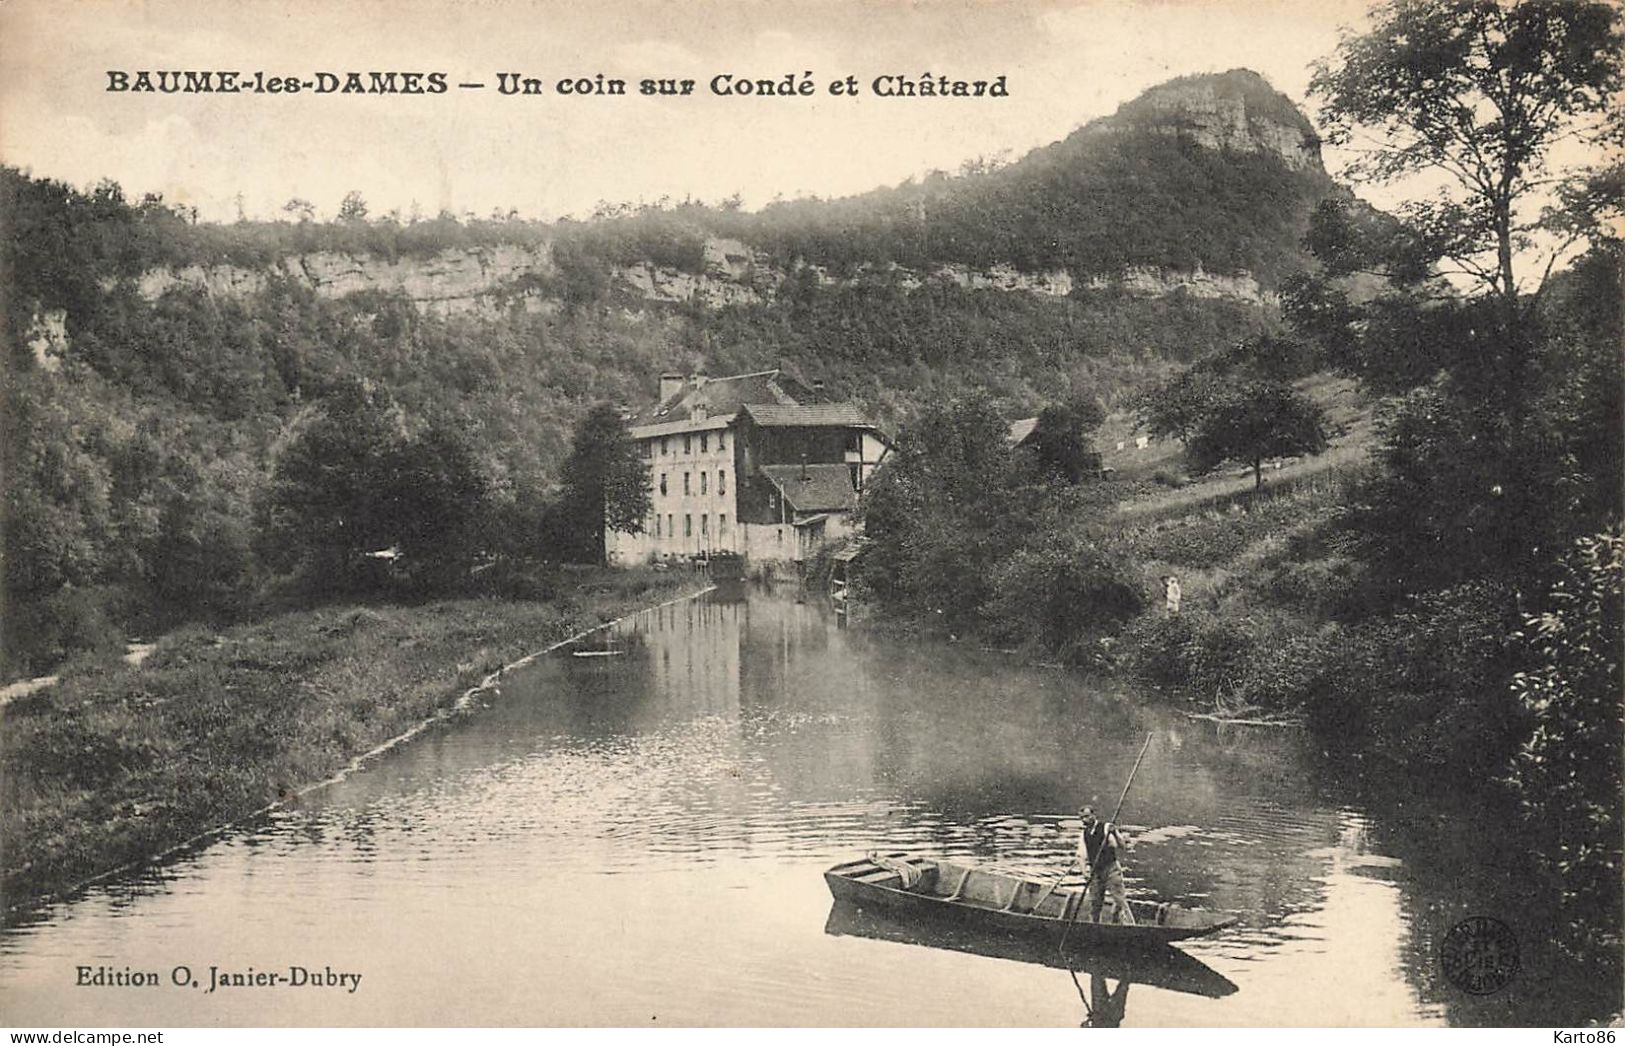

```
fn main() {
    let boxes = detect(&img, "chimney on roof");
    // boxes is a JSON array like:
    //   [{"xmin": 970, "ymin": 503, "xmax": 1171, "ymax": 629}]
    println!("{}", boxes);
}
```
[
  {"xmin": 660, "ymin": 372, "xmax": 684, "ymax": 403},
  {"xmin": 812, "ymin": 379, "xmax": 825, "ymax": 396},
  {"xmin": 800, "ymin": 453, "xmax": 809, "ymax": 481}
]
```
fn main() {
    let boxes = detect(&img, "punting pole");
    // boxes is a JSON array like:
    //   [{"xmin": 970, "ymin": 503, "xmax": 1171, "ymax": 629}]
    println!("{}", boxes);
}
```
[
  {"xmin": 1059, "ymin": 731, "xmax": 1154, "ymax": 952},
  {"xmin": 1109, "ymin": 731, "xmax": 1155, "ymax": 826}
]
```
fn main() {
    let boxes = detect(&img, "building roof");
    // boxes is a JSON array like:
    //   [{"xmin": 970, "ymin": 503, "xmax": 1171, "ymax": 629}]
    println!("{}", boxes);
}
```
[
  {"xmin": 760, "ymin": 464, "xmax": 861, "ymax": 514},
  {"xmin": 1007, "ymin": 417, "xmax": 1039, "ymax": 446},
  {"xmin": 632, "ymin": 369, "xmax": 822, "ymax": 426},
  {"xmin": 741, "ymin": 403, "xmax": 877, "ymax": 428}
]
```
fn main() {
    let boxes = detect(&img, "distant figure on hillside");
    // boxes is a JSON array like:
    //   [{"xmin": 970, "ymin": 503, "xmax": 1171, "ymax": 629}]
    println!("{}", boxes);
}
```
[
  {"xmin": 1076, "ymin": 805, "xmax": 1136, "ymax": 925},
  {"xmin": 1162, "ymin": 575, "xmax": 1182, "ymax": 615}
]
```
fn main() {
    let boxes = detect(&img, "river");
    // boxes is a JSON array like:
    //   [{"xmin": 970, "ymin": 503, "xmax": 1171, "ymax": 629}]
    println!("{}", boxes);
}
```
[{"xmin": 0, "ymin": 586, "xmax": 1613, "ymax": 1026}]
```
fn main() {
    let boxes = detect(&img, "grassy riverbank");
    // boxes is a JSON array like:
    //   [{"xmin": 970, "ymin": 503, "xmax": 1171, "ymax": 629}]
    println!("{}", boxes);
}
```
[
  {"xmin": 1107, "ymin": 472, "xmax": 1354, "ymax": 713},
  {"xmin": 0, "ymin": 569, "xmax": 699, "ymax": 913}
]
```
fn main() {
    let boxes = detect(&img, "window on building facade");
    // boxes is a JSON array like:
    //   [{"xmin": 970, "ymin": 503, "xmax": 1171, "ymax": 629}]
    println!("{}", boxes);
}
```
[
  {"xmin": 700, "ymin": 472, "xmax": 708, "ymax": 495},
  {"xmin": 700, "ymin": 433, "xmax": 708, "ymax": 453},
  {"xmin": 655, "ymin": 515, "xmax": 662, "ymax": 537},
  {"xmin": 641, "ymin": 441, "xmax": 652, "ymax": 459},
  {"xmin": 700, "ymin": 513, "xmax": 708, "ymax": 536},
  {"xmin": 718, "ymin": 431, "xmax": 726, "ymax": 451},
  {"xmin": 718, "ymin": 469, "xmax": 726, "ymax": 495},
  {"xmin": 684, "ymin": 514, "xmax": 692, "ymax": 537},
  {"xmin": 662, "ymin": 437, "xmax": 669, "ymax": 456},
  {"xmin": 683, "ymin": 434, "xmax": 691, "ymax": 454},
  {"xmin": 719, "ymin": 513, "xmax": 727, "ymax": 534},
  {"xmin": 776, "ymin": 527, "xmax": 783, "ymax": 542},
  {"xmin": 667, "ymin": 513, "xmax": 673, "ymax": 537},
  {"xmin": 659, "ymin": 473, "xmax": 667, "ymax": 496},
  {"xmin": 683, "ymin": 472, "xmax": 690, "ymax": 495}
]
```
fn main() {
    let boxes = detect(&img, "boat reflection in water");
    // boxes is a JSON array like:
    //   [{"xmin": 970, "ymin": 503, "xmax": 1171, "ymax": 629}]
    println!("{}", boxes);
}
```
[{"xmin": 824, "ymin": 900, "xmax": 1237, "ymax": 1027}]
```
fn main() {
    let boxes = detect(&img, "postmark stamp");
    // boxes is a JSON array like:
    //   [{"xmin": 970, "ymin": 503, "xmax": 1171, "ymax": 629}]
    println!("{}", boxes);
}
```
[{"xmin": 1440, "ymin": 915, "xmax": 1521, "ymax": 995}]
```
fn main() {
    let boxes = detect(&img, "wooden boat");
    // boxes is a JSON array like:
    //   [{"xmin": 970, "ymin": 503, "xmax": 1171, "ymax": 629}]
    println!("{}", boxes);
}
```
[
  {"xmin": 823, "ymin": 900, "xmax": 1237, "ymax": 998},
  {"xmin": 569, "ymin": 633, "xmax": 634, "ymax": 658},
  {"xmin": 825, "ymin": 853, "xmax": 1237, "ymax": 947}
]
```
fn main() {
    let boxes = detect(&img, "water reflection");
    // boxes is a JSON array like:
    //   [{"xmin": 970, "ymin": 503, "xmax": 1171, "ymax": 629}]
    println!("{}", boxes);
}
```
[
  {"xmin": 1076, "ymin": 971, "xmax": 1131, "ymax": 1028},
  {"xmin": 824, "ymin": 899, "xmax": 1237, "ymax": 1000}
]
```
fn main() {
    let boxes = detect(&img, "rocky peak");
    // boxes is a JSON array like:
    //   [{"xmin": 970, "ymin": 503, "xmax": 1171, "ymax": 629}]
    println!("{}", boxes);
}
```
[{"xmin": 1093, "ymin": 69, "xmax": 1324, "ymax": 173}]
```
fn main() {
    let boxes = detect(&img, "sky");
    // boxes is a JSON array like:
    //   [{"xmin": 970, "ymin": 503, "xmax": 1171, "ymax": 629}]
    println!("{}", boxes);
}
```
[{"xmin": 0, "ymin": 0, "xmax": 1387, "ymax": 223}]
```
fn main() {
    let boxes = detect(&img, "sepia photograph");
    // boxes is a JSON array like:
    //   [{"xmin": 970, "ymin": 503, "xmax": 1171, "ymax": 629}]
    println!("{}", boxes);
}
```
[{"xmin": 0, "ymin": 0, "xmax": 1620, "ymax": 1031}]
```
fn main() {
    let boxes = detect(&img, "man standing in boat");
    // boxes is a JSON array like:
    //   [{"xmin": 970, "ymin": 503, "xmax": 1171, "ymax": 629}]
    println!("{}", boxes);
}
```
[{"xmin": 1076, "ymin": 805, "xmax": 1135, "ymax": 925}]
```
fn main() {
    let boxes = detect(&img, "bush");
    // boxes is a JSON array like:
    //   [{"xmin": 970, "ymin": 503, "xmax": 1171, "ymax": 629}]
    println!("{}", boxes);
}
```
[
  {"xmin": 1123, "ymin": 607, "xmax": 1261, "ymax": 698},
  {"xmin": 1506, "ymin": 530, "xmax": 1623, "ymax": 961},
  {"xmin": 984, "ymin": 533, "xmax": 1143, "ymax": 660},
  {"xmin": 1228, "ymin": 623, "xmax": 1348, "ymax": 712},
  {"xmin": 1136, "ymin": 517, "xmax": 1250, "ymax": 566},
  {"xmin": 1251, "ymin": 553, "xmax": 1362, "ymax": 618},
  {"xmin": 471, "ymin": 561, "xmax": 561, "ymax": 602},
  {"xmin": 1297, "ymin": 581, "xmax": 1524, "ymax": 782},
  {"xmin": 4, "ymin": 584, "xmax": 132, "ymax": 678}
]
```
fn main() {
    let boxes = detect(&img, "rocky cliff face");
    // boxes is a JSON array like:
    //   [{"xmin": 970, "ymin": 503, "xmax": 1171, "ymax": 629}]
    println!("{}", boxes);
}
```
[
  {"xmin": 111, "ymin": 69, "xmax": 1317, "ymax": 317},
  {"xmin": 120, "ymin": 238, "xmax": 1270, "ymax": 315},
  {"xmin": 1092, "ymin": 68, "xmax": 1324, "ymax": 173},
  {"xmin": 126, "ymin": 243, "xmax": 561, "ymax": 317},
  {"xmin": 1085, "ymin": 264, "xmax": 1274, "ymax": 304}
]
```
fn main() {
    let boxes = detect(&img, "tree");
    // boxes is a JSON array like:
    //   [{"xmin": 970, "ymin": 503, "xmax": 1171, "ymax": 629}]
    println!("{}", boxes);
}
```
[
  {"xmin": 1311, "ymin": 0, "xmax": 1622, "ymax": 306},
  {"xmin": 282, "ymin": 197, "xmax": 315, "ymax": 223},
  {"xmin": 556, "ymin": 403, "xmax": 650, "ymax": 564},
  {"xmin": 858, "ymin": 392, "xmax": 1131, "ymax": 650},
  {"xmin": 1300, "ymin": 2, "xmax": 1624, "ymax": 592},
  {"xmin": 1189, "ymin": 382, "xmax": 1328, "ymax": 491},
  {"xmin": 857, "ymin": 393, "xmax": 1025, "ymax": 627},
  {"xmin": 381, "ymin": 418, "xmax": 489, "ymax": 587},
  {"xmin": 1022, "ymin": 396, "xmax": 1106, "ymax": 483},
  {"xmin": 338, "ymin": 191, "xmax": 369, "ymax": 223},
  {"xmin": 1, "ymin": 375, "xmax": 120, "ymax": 673},
  {"xmin": 263, "ymin": 380, "xmax": 400, "ymax": 590},
  {"xmin": 1138, "ymin": 373, "xmax": 1329, "ymax": 489},
  {"xmin": 264, "ymin": 385, "xmax": 494, "ymax": 591},
  {"xmin": 1300, "ymin": 11, "xmax": 1623, "ymax": 968}
]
